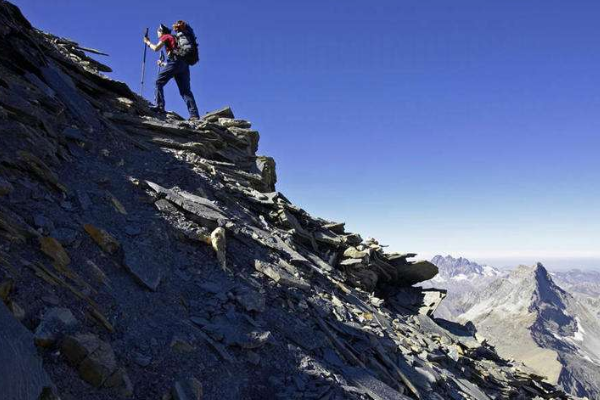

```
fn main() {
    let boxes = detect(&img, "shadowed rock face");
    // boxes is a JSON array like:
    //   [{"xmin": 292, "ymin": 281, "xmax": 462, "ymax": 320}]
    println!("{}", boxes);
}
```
[
  {"xmin": 0, "ymin": 1, "xmax": 575, "ymax": 399},
  {"xmin": 0, "ymin": 301, "xmax": 55, "ymax": 400}
]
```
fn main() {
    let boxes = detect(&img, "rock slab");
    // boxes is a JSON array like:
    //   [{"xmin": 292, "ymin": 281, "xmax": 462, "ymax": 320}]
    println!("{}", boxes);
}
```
[{"xmin": 0, "ymin": 301, "xmax": 54, "ymax": 400}]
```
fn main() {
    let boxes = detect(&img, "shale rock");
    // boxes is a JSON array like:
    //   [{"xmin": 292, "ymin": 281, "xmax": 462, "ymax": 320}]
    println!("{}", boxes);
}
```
[
  {"xmin": 34, "ymin": 307, "xmax": 79, "ymax": 347},
  {"xmin": 171, "ymin": 377, "xmax": 203, "ymax": 400},
  {"xmin": 0, "ymin": 301, "xmax": 55, "ymax": 400},
  {"xmin": 84, "ymin": 224, "xmax": 121, "ymax": 254},
  {"xmin": 62, "ymin": 333, "xmax": 130, "ymax": 390}
]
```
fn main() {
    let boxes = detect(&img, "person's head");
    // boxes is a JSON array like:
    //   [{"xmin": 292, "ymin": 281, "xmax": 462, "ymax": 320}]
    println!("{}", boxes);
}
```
[{"xmin": 156, "ymin": 24, "xmax": 171, "ymax": 38}]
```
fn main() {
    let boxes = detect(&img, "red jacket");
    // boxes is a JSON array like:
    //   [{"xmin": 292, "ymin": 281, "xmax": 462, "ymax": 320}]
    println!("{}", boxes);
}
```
[{"xmin": 159, "ymin": 34, "xmax": 177, "ymax": 54}]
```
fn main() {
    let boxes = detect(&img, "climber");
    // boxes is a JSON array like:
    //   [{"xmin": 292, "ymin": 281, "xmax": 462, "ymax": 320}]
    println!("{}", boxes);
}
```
[{"xmin": 143, "ymin": 23, "xmax": 199, "ymax": 121}]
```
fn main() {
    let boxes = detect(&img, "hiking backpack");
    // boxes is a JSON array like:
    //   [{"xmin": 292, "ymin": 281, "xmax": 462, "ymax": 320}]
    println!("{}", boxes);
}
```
[{"xmin": 173, "ymin": 21, "xmax": 199, "ymax": 66}]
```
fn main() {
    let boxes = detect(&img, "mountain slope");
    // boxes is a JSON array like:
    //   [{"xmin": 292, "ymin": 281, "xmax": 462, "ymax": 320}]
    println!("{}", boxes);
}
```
[
  {"xmin": 0, "ymin": 2, "xmax": 572, "ymax": 399},
  {"xmin": 553, "ymin": 269, "xmax": 600, "ymax": 319},
  {"xmin": 422, "ymin": 255, "xmax": 504, "ymax": 319},
  {"xmin": 458, "ymin": 263, "xmax": 600, "ymax": 399}
]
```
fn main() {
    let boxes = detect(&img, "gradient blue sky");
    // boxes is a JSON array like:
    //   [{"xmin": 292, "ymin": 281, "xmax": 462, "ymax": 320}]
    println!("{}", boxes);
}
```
[{"xmin": 17, "ymin": 1, "xmax": 600, "ymax": 269}]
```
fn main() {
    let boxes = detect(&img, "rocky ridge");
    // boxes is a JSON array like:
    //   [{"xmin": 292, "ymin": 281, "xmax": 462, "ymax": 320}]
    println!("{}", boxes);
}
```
[{"xmin": 0, "ymin": 2, "xmax": 573, "ymax": 399}]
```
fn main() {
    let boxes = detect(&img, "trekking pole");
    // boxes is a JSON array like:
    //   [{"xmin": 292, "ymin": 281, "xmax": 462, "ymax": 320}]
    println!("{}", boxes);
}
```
[{"xmin": 140, "ymin": 27, "xmax": 149, "ymax": 96}]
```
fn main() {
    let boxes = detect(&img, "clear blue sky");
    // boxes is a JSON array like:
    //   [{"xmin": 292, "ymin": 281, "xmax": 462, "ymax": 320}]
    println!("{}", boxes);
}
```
[{"xmin": 17, "ymin": 0, "xmax": 600, "ymax": 268}]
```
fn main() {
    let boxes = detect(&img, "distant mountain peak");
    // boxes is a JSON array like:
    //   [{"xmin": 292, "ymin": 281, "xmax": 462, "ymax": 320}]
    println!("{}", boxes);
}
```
[
  {"xmin": 511, "ymin": 263, "xmax": 564, "ymax": 297},
  {"xmin": 430, "ymin": 254, "xmax": 501, "ymax": 281}
]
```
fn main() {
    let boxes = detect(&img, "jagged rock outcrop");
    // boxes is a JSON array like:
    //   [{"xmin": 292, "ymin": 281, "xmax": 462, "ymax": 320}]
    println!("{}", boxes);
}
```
[{"xmin": 0, "ymin": 2, "xmax": 574, "ymax": 399}]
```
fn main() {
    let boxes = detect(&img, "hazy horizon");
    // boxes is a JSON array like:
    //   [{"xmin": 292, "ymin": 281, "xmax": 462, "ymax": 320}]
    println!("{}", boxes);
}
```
[{"xmin": 425, "ymin": 253, "xmax": 600, "ymax": 272}]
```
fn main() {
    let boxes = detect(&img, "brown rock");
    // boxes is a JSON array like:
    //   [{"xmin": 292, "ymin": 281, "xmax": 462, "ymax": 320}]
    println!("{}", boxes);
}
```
[
  {"xmin": 0, "ymin": 205, "xmax": 40, "ymax": 243},
  {"xmin": 39, "ymin": 236, "xmax": 71, "ymax": 267},
  {"xmin": 0, "ymin": 278, "xmax": 14, "ymax": 302},
  {"xmin": 34, "ymin": 307, "xmax": 78, "ymax": 347},
  {"xmin": 62, "ymin": 334, "xmax": 102, "ymax": 366},
  {"xmin": 62, "ymin": 334, "xmax": 120, "ymax": 387},
  {"xmin": 84, "ymin": 224, "xmax": 120, "ymax": 254},
  {"xmin": 105, "ymin": 368, "xmax": 134, "ymax": 397},
  {"xmin": 78, "ymin": 340, "xmax": 117, "ymax": 387},
  {"xmin": 343, "ymin": 247, "xmax": 369, "ymax": 260}
]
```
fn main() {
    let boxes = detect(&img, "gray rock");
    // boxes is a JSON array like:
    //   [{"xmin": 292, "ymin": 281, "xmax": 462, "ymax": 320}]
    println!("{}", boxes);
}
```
[
  {"xmin": 235, "ymin": 289, "xmax": 266, "ymax": 313},
  {"xmin": 125, "ymin": 225, "xmax": 142, "ymax": 236},
  {"xmin": 172, "ymin": 377, "xmax": 203, "ymax": 400},
  {"xmin": 339, "ymin": 258, "xmax": 366, "ymax": 267},
  {"xmin": 247, "ymin": 351, "xmax": 260, "ymax": 365},
  {"xmin": 76, "ymin": 190, "xmax": 92, "ymax": 210},
  {"xmin": 33, "ymin": 215, "xmax": 54, "ymax": 233},
  {"xmin": 62, "ymin": 334, "xmax": 118, "ymax": 387},
  {"xmin": 342, "ymin": 233, "xmax": 363, "ymax": 246},
  {"xmin": 145, "ymin": 181, "xmax": 228, "ymax": 228},
  {"xmin": 122, "ymin": 241, "xmax": 163, "ymax": 291},
  {"xmin": 170, "ymin": 335, "xmax": 196, "ymax": 353},
  {"xmin": 50, "ymin": 228, "xmax": 79, "ymax": 247},
  {"xmin": 389, "ymin": 287, "xmax": 447, "ymax": 317},
  {"xmin": 41, "ymin": 295, "xmax": 60, "ymax": 306},
  {"xmin": 395, "ymin": 260, "xmax": 439, "ymax": 286},
  {"xmin": 202, "ymin": 106, "xmax": 234, "ymax": 121},
  {"xmin": 343, "ymin": 366, "xmax": 412, "ymax": 400},
  {"xmin": 254, "ymin": 260, "xmax": 310, "ymax": 291},
  {"xmin": 314, "ymin": 230, "xmax": 343, "ymax": 247},
  {"xmin": 133, "ymin": 353, "xmax": 152, "ymax": 367},
  {"xmin": 62, "ymin": 127, "xmax": 87, "ymax": 142},
  {"xmin": 218, "ymin": 118, "xmax": 251, "ymax": 128},
  {"xmin": 254, "ymin": 156, "xmax": 277, "ymax": 192},
  {"xmin": 343, "ymin": 247, "xmax": 369, "ymax": 260},
  {"xmin": 40, "ymin": 65, "xmax": 102, "ymax": 131},
  {"xmin": 34, "ymin": 307, "xmax": 78, "ymax": 347}
]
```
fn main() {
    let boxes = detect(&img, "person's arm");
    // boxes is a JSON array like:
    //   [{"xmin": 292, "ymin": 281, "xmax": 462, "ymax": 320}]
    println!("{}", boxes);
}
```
[{"xmin": 143, "ymin": 37, "xmax": 165, "ymax": 52}]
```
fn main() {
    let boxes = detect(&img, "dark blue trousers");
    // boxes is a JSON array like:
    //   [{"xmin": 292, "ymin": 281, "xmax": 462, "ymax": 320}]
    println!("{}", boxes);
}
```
[{"xmin": 155, "ymin": 58, "xmax": 199, "ymax": 118}]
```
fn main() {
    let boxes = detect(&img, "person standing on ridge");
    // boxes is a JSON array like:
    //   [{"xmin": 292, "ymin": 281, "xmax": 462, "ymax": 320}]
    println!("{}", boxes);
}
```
[{"xmin": 143, "ymin": 23, "xmax": 199, "ymax": 121}]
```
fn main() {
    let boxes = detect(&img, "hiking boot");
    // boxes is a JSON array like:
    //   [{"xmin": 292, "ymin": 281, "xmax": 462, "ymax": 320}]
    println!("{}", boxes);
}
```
[{"xmin": 149, "ymin": 104, "xmax": 165, "ymax": 114}]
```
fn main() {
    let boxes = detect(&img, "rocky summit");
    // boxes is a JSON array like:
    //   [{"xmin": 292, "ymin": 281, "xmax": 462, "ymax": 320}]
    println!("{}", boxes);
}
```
[{"xmin": 0, "ymin": 2, "xmax": 575, "ymax": 400}]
